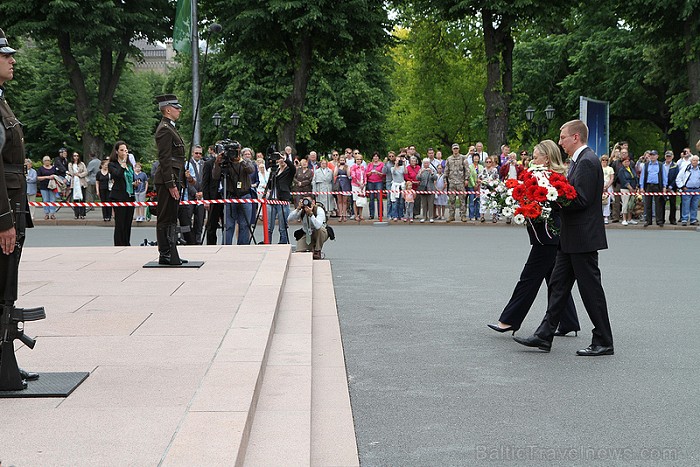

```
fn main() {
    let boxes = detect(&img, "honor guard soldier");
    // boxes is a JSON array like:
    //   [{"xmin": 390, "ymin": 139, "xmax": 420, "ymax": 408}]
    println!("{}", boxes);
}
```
[
  {"xmin": 153, "ymin": 94, "xmax": 188, "ymax": 265},
  {"xmin": 1, "ymin": 28, "xmax": 43, "ymax": 388}
]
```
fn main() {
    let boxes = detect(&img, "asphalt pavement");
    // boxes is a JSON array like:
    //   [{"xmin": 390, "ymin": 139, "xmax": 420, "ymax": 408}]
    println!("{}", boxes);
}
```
[{"xmin": 22, "ymin": 221, "xmax": 700, "ymax": 466}]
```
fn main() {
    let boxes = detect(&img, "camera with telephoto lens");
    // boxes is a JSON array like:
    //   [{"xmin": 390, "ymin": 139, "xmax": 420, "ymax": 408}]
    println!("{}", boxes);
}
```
[
  {"xmin": 302, "ymin": 198, "xmax": 312, "ymax": 208},
  {"xmin": 215, "ymin": 139, "xmax": 241, "ymax": 167}
]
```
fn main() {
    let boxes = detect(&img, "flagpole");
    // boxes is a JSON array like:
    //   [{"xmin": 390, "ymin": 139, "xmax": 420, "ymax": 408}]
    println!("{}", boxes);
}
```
[{"xmin": 191, "ymin": 0, "xmax": 201, "ymax": 145}]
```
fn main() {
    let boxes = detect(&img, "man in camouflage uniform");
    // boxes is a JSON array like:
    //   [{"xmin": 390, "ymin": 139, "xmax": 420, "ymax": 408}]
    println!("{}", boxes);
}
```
[{"xmin": 444, "ymin": 143, "xmax": 468, "ymax": 222}]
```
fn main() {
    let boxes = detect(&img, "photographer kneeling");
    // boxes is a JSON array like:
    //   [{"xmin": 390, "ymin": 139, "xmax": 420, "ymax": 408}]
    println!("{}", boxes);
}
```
[
  {"xmin": 288, "ymin": 194, "xmax": 328, "ymax": 260},
  {"xmin": 212, "ymin": 142, "xmax": 255, "ymax": 245}
]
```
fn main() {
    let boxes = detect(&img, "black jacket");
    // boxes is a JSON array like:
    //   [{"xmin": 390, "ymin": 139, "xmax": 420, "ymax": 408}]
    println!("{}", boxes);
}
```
[
  {"xmin": 201, "ymin": 159, "xmax": 221, "ymax": 200},
  {"xmin": 560, "ymin": 147, "xmax": 607, "ymax": 253},
  {"xmin": 108, "ymin": 161, "xmax": 134, "ymax": 201},
  {"xmin": 267, "ymin": 160, "xmax": 296, "ymax": 201}
]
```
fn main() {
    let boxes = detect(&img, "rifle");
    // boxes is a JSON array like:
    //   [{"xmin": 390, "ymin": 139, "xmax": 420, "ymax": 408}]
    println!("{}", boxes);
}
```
[{"xmin": 0, "ymin": 202, "xmax": 46, "ymax": 390}]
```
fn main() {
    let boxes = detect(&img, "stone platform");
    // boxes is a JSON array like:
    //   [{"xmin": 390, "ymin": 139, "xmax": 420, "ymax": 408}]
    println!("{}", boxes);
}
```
[{"xmin": 0, "ymin": 245, "xmax": 357, "ymax": 466}]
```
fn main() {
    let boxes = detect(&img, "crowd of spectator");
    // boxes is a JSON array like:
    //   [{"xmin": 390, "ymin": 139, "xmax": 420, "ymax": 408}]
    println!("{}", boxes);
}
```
[{"xmin": 25, "ymin": 137, "xmax": 700, "ymax": 245}]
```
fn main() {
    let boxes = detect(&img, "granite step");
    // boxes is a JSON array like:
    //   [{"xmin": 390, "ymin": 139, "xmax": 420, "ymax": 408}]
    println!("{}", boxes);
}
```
[
  {"xmin": 243, "ymin": 252, "xmax": 314, "ymax": 466},
  {"xmin": 310, "ymin": 260, "xmax": 359, "ymax": 467}
]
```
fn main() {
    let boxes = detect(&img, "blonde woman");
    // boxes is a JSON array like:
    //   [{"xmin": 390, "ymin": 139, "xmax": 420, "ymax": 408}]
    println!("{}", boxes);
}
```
[{"xmin": 488, "ymin": 140, "xmax": 579, "ymax": 336}]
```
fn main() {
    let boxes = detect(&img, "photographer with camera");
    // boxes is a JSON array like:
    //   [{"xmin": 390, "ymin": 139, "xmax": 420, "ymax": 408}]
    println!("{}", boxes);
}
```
[
  {"xmin": 211, "ymin": 140, "xmax": 255, "ymax": 245},
  {"xmin": 288, "ymin": 194, "xmax": 328, "ymax": 260},
  {"xmin": 266, "ymin": 152, "xmax": 295, "ymax": 243}
]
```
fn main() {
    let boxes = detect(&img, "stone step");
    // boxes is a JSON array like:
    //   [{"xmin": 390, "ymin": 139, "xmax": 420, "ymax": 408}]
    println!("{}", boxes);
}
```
[
  {"xmin": 243, "ymin": 252, "xmax": 314, "ymax": 466},
  {"xmin": 161, "ymin": 246, "xmax": 293, "ymax": 466},
  {"xmin": 310, "ymin": 260, "xmax": 359, "ymax": 467}
]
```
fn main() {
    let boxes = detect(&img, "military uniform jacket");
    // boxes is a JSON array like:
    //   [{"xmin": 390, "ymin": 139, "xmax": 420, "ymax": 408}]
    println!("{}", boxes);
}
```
[
  {"xmin": 444, "ymin": 154, "xmax": 467, "ymax": 187},
  {"xmin": 0, "ymin": 88, "xmax": 28, "ymax": 231},
  {"xmin": 154, "ymin": 117, "xmax": 185, "ymax": 188}
]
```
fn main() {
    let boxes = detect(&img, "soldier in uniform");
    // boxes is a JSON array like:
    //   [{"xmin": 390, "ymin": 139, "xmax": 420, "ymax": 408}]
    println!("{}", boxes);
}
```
[
  {"xmin": 444, "ymin": 143, "xmax": 469, "ymax": 222},
  {"xmin": 0, "ymin": 28, "xmax": 39, "ymax": 383},
  {"xmin": 153, "ymin": 94, "xmax": 187, "ymax": 265}
]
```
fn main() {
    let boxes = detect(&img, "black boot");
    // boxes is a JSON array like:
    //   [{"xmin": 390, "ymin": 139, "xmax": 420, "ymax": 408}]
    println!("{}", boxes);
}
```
[
  {"xmin": 167, "ymin": 225, "xmax": 187, "ymax": 265},
  {"xmin": 157, "ymin": 226, "xmax": 171, "ymax": 265}
]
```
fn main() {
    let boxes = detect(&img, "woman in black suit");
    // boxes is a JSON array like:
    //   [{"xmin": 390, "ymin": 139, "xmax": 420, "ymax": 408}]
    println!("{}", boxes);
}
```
[
  {"xmin": 108, "ymin": 140, "xmax": 135, "ymax": 246},
  {"xmin": 488, "ymin": 140, "xmax": 579, "ymax": 335}
]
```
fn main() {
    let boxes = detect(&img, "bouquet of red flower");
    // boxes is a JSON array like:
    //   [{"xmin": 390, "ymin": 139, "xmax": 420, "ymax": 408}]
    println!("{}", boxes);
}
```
[{"xmin": 504, "ymin": 165, "xmax": 577, "ymax": 230}]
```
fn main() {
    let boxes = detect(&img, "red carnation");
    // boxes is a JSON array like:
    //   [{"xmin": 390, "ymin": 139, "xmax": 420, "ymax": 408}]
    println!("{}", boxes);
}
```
[
  {"xmin": 505, "ymin": 179, "xmax": 519, "ymax": 189},
  {"xmin": 512, "ymin": 184, "xmax": 527, "ymax": 201}
]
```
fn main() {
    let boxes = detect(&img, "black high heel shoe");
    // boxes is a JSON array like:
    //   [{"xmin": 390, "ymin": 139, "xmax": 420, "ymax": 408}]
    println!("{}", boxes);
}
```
[
  {"xmin": 554, "ymin": 329, "xmax": 578, "ymax": 337},
  {"xmin": 487, "ymin": 323, "xmax": 517, "ymax": 335}
]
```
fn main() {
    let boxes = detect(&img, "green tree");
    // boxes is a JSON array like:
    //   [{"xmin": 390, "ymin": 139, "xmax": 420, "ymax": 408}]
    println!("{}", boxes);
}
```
[
  {"xmin": 0, "ymin": 0, "xmax": 171, "ymax": 157},
  {"xmin": 167, "ymin": 43, "xmax": 393, "ymax": 155},
  {"xmin": 386, "ymin": 18, "xmax": 487, "ymax": 151},
  {"xmin": 406, "ymin": 0, "xmax": 563, "ymax": 155},
  {"xmin": 202, "ymin": 0, "xmax": 389, "ymax": 150},
  {"xmin": 616, "ymin": 0, "xmax": 700, "ymax": 150},
  {"xmin": 10, "ymin": 42, "xmax": 167, "ymax": 161}
]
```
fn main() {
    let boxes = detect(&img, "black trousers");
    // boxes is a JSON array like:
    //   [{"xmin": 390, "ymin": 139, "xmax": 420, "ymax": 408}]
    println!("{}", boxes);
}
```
[
  {"xmin": 663, "ymin": 192, "xmax": 677, "ymax": 223},
  {"xmin": 113, "ymin": 205, "xmax": 134, "ymax": 246},
  {"xmin": 499, "ymin": 244, "xmax": 579, "ymax": 332},
  {"xmin": 193, "ymin": 205, "xmax": 205, "ymax": 243},
  {"xmin": 178, "ymin": 204, "xmax": 196, "ymax": 245},
  {"xmin": 206, "ymin": 203, "xmax": 224, "ymax": 245},
  {"xmin": 535, "ymin": 251, "xmax": 613, "ymax": 347},
  {"xmin": 644, "ymin": 183, "xmax": 665, "ymax": 224},
  {"xmin": 99, "ymin": 188, "xmax": 112, "ymax": 220}
]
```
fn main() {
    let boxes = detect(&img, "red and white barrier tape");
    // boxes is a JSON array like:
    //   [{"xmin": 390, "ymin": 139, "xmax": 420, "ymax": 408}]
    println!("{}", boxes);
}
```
[
  {"xmin": 29, "ymin": 198, "xmax": 290, "ymax": 208},
  {"xmin": 29, "ymin": 189, "xmax": 700, "ymax": 208}
]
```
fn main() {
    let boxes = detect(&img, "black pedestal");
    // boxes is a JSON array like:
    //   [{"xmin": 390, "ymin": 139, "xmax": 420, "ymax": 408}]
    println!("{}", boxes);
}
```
[
  {"xmin": 0, "ymin": 372, "xmax": 90, "ymax": 398},
  {"xmin": 142, "ymin": 260, "xmax": 204, "ymax": 268}
]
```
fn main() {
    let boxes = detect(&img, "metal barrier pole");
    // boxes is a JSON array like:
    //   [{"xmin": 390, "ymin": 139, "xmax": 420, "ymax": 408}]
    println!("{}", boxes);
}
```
[
  {"xmin": 378, "ymin": 189, "xmax": 383, "ymax": 222},
  {"xmin": 262, "ymin": 199, "xmax": 270, "ymax": 244}
]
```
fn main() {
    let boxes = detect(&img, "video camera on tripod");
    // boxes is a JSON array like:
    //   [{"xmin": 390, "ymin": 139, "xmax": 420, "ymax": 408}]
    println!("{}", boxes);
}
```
[{"xmin": 215, "ymin": 139, "xmax": 241, "ymax": 168}]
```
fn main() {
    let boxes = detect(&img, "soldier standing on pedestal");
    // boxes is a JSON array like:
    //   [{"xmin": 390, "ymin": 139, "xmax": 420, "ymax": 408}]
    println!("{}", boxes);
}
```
[
  {"xmin": 153, "ymin": 94, "xmax": 188, "ymax": 265},
  {"xmin": 0, "ymin": 28, "xmax": 39, "ymax": 384}
]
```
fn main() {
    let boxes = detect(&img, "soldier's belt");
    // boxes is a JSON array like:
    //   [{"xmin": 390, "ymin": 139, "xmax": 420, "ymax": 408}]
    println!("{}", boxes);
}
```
[{"xmin": 3, "ymin": 163, "xmax": 25, "ymax": 174}]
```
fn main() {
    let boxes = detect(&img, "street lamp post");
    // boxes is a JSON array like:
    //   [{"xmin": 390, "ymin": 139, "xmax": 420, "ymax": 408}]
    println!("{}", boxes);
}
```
[
  {"xmin": 525, "ymin": 105, "xmax": 555, "ymax": 142},
  {"xmin": 212, "ymin": 112, "xmax": 222, "ymax": 140}
]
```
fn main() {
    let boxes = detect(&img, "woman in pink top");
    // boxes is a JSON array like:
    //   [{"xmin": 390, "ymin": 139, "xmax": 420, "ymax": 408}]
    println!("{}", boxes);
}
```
[
  {"xmin": 350, "ymin": 153, "xmax": 367, "ymax": 222},
  {"xmin": 404, "ymin": 155, "xmax": 421, "ymax": 219},
  {"xmin": 366, "ymin": 152, "xmax": 385, "ymax": 219}
]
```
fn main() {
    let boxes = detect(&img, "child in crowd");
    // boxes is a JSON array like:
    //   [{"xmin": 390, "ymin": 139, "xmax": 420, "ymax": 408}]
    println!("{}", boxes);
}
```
[
  {"xmin": 404, "ymin": 180, "xmax": 416, "ymax": 223},
  {"xmin": 434, "ymin": 164, "xmax": 447, "ymax": 220}
]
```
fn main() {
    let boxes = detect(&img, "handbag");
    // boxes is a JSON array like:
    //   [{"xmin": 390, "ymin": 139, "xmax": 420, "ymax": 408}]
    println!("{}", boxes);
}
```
[
  {"xmin": 356, "ymin": 195, "xmax": 368, "ymax": 208},
  {"xmin": 326, "ymin": 225, "xmax": 335, "ymax": 240},
  {"xmin": 47, "ymin": 179, "xmax": 57, "ymax": 190},
  {"xmin": 602, "ymin": 192, "xmax": 610, "ymax": 203}
]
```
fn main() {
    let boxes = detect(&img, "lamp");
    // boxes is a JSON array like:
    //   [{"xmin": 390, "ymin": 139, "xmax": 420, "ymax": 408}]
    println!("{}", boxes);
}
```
[
  {"xmin": 525, "ymin": 105, "xmax": 555, "ymax": 142},
  {"xmin": 212, "ymin": 112, "xmax": 222, "ymax": 128},
  {"xmin": 230, "ymin": 112, "xmax": 240, "ymax": 127},
  {"xmin": 544, "ymin": 105, "xmax": 555, "ymax": 121}
]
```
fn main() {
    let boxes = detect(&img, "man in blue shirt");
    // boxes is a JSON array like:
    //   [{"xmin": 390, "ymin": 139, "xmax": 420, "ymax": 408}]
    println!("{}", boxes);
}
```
[
  {"xmin": 661, "ymin": 151, "xmax": 679, "ymax": 224},
  {"xmin": 677, "ymin": 155, "xmax": 700, "ymax": 226},
  {"xmin": 639, "ymin": 150, "xmax": 665, "ymax": 227}
]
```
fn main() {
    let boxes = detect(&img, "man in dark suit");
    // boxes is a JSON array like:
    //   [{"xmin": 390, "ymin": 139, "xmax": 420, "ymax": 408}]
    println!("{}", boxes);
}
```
[
  {"xmin": 202, "ymin": 148, "xmax": 224, "ymax": 245},
  {"xmin": 514, "ymin": 120, "xmax": 614, "ymax": 356}
]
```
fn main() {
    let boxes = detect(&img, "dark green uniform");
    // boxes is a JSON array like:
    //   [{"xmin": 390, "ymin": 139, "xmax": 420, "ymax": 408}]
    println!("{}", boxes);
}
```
[
  {"xmin": 154, "ymin": 117, "xmax": 185, "ymax": 264},
  {"xmin": 0, "ymin": 85, "xmax": 32, "ymax": 301}
]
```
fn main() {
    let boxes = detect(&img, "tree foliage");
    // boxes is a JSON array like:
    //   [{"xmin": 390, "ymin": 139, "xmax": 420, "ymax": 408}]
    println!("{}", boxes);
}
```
[
  {"xmin": 386, "ymin": 18, "xmax": 487, "ymax": 151},
  {"xmin": 201, "ymin": 0, "xmax": 390, "ymax": 150},
  {"xmin": 0, "ymin": 0, "xmax": 172, "ymax": 156}
]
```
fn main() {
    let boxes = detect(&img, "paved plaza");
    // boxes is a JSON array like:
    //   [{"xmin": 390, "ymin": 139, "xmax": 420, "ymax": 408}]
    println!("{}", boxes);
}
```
[{"xmin": 6, "ymin": 221, "xmax": 700, "ymax": 465}]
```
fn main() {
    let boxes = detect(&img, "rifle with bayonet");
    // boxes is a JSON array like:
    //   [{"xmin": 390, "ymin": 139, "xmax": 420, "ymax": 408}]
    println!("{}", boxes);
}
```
[{"xmin": 0, "ymin": 202, "xmax": 46, "ymax": 390}]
